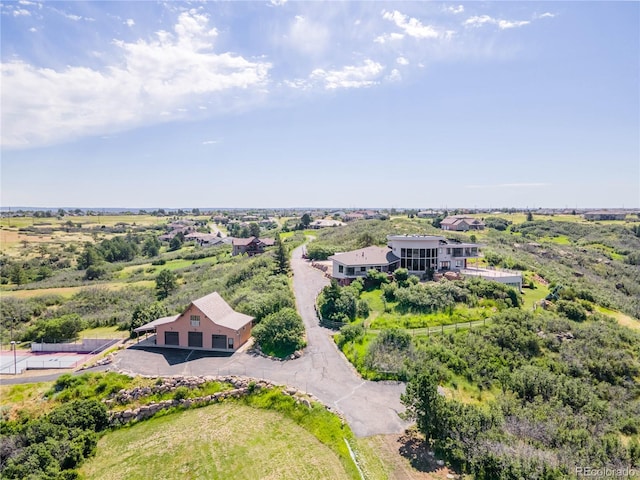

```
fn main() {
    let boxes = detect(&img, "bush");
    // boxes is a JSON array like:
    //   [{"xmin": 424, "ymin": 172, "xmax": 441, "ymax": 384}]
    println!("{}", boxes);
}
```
[
  {"xmin": 357, "ymin": 300, "xmax": 370, "ymax": 318},
  {"xmin": 84, "ymin": 265, "xmax": 107, "ymax": 281},
  {"xmin": 252, "ymin": 308, "xmax": 305, "ymax": 358},
  {"xmin": 337, "ymin": 323, "xmax": 365, "ymax": 347},
  {"xmin": 556, "ymin": 299, "xmax": 587, "ymax": 322}
]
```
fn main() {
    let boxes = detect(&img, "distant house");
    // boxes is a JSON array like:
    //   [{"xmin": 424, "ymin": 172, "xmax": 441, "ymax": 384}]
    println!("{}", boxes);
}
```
[
  {"xmin": 440, "ymin": 216, "xmax": 485, "ymax": 231},
  {"xmin": 329, "ymin": 246, "xmax": 400, "ymax": 285},
  {"xmin": 343, "ymin": 213, "xmax": 365, "ymax": 222},
  {"xmin": 184, "ymin": 232, "xmax": 223, "ymax": 247},
  {"xmin": 231, "ymin": 237, "xmax": 274, "ymax": 256},
  {"xmin": 134, "ymin": 292, "xmax": 253, "ymax": 351},
  {"xmin": 417, "ymin": 210, "xmax": 440, "ymax": 218},
  {"xmin": 583, "ymin": 210, "xmax": 628, "ymax": 221},
  {"xmin": 329, "ymin": 235, "xmax": 522, "ymax": 289},
  {"xmin": 309, "ymin": 219, "xmax": 346, "ymax": 229}
]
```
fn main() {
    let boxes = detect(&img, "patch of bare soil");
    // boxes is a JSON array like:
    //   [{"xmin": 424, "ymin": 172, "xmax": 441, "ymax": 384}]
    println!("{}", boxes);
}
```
[{"xmin": 372, "ymin": 429, "xmax": 461, "ymax": 479}]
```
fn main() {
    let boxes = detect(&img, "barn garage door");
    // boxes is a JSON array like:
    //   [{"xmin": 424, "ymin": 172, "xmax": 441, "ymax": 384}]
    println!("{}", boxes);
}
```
[
  {"xmin": 164, "ymin": 332, "xmax": 179, "ymax": 346},
  {"xmin": 188, "ymin": 332, "xmax": 203, "ymax": 348},
  {"xmin": 212, "ymin": 335, "xmax": 226, "ymax": 349}
]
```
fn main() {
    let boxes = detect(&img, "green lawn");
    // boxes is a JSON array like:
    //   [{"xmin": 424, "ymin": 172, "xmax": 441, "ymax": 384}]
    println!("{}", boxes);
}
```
[
  {"xmin": 79, "ymin": 325, "xmax": 128, "ymax": 339},
  {"xmin": 80, "ymin": 403, "xmax": 357, "ymax": 480},
  {"xmin": 522, "ymin": 284, "xmax": 550, "ymax": 310}
]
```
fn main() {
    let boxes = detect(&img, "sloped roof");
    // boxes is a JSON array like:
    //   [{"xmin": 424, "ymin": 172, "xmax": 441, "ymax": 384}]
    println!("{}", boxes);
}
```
[
  {"xmin": 259, "ymin": 237, "xmax": 275, "ymax": 247},
  {"xmin": 232, "ymin": 236, "xmax": 258, "ymax": 246},
  {"xmin": 133, "ymin": 315, "xmax": 180, "ymax": 333},
  {"xmin": 329, "ymin": 246, "xmax": 400, "ymax": 267},
  {"xmin": 192, "ymin": 292, "xmax": 254, "ymax": 330}
]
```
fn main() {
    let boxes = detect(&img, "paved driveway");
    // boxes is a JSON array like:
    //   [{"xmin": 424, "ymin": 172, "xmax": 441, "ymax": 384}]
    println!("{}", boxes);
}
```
[{"xmin": 112, "ymin": 246, "xmax": 409, "ymax": 437}]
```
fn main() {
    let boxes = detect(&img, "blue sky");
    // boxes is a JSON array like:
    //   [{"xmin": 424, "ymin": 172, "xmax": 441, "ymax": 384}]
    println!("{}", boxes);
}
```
[{"xmin": 1, "ymin": 1, "xmax": 638, "ymax": 209}]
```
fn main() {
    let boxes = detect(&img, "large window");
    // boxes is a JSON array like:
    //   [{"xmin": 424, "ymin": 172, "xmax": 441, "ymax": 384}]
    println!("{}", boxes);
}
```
[
  {"xmin": 190, "ymin": 315, "xmax": 200, "ymax": 327},
  {"xmin": 399, "ymin": 245, "xmax": 438, "ymax": 272}
]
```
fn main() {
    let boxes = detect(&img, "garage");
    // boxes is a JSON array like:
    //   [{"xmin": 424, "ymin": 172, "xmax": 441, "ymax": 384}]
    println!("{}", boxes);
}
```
[
  {"xmin": 188, "ymin": 332, "xmax": 203, "ymax": 348},
  {"xmin": 212, "ymin": 334, "xmax": 226, "ymax": 349},
  {"xmin": 165, "ymin": 332, "xmax": 179, "ymax": 346}
]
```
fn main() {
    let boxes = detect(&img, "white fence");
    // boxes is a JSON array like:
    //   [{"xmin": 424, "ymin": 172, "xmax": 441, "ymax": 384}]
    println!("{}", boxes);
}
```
[{"xmin": 31, "ymin": 338, "xmax": 120, "ymax": 353}]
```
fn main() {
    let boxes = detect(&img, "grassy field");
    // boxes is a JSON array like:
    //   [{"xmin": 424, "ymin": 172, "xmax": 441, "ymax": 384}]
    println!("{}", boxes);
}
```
[
  {"xmin": 79, "ymin": 325, "xmax": 129, "ymax": 339},
  {"xmin": 80, "ymin": 403, "xmax": 356, "ymax": 480},
  {"xmin": 596, "ymin": 306, "xmax": 640, "ymax": 331},
  {"xmin": 0, "ymin": 280, "xmax": 154, "ymax": 299}
]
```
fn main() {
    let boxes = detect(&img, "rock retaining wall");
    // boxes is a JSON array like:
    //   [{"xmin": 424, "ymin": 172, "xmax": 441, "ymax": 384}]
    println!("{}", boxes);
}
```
[{"xmin": 107, "ymin": 375, "xmax": 343, "ymax": 426}]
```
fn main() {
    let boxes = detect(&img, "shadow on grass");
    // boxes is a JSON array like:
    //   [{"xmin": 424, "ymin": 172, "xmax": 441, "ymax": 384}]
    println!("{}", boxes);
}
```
[{"xmin": 397, "ymin": 429, "xmax": 456, "ymax": 475}]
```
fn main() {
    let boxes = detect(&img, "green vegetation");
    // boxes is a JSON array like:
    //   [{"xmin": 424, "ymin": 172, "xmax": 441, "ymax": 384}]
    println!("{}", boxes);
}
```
[
  {"xmin": 1, "ymin": 372, "xmax": 369, "ymax": 480},
  {"xmin": 252, "ymin": 307, "xmax": 305, "ymax": 357},
  {"xmin": 80, "ymin": 403, "xmax": 355, "ymax": 480}
]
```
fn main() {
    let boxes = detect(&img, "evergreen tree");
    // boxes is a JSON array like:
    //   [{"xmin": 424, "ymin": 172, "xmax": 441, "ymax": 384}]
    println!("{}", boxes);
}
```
[{"xmin": 274, "ymin": 234, "xmax": 290, "ymax": 274}]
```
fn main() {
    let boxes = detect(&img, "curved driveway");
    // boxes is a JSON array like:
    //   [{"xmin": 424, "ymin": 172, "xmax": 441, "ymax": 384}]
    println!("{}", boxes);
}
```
[{"xmin": 112, "ymin": 246, "xmax": 409, "ymax": 437}]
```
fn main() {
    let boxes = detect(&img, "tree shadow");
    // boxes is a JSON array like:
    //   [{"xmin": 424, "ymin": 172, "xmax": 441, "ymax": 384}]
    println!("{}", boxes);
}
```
[
  {"xmin": 128, "ymin": 346, "xmax": 232, "ymax": 365},
  {"xmin": 397, "ymin": 429, "xmax": 447, "ymax": 474}
]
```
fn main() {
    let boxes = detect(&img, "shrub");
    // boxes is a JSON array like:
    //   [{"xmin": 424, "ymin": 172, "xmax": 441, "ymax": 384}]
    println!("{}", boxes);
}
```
[
  {"xmin": 556, "ymin": 299, "xmax": 587, "ymax": 322},
  {"xmin": 337, "ymin": 323, "xmax": 365, "ymax": 347},
  {"xmin": 173, "ymin": 386, "xmax": 189, "ymax": 401},
  {"xmin": 84, "ymin": 265, "xmax": 107, "ymax": 281},
  {"xmin": 252, "ymin": 307, "xmax": 305, "ymax": 358},
  {"xmin": 356, "ymin": 299, "xmax": 370, "ymax": 318}
]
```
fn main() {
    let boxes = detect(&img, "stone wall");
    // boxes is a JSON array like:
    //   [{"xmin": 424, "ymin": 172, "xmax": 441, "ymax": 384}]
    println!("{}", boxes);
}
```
[{"xmin": 107, "ymin": 375, "xmax": 343, "ymax": 426}]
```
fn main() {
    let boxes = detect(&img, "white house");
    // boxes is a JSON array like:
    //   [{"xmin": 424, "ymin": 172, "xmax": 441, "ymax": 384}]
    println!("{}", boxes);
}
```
[
  {"xmin": 387, "ymin": 235, "xmax": 481, "ymax": 274},
  {"xmin": 329, "ymin": 246, "xmax": 400, "ymax": 284}
]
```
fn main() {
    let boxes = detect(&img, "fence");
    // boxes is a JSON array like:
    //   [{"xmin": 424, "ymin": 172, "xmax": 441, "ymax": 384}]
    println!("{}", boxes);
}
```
[{"xmin": 31, "ymin": 338, "xmax": 120, "ymax": 353}]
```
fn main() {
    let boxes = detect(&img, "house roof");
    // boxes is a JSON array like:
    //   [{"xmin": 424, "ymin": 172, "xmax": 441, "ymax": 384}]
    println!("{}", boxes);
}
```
[
  {"xmin": 232, "ymin": 236, "xmax": 258, "ymax": 246},
  {"xmin": 441, "ymin": 216, "xmax": 485, "ymax": 226},
  {"xmin": 133, "ymin": 315, "xmax": 180, "ymax": 333},
  {"xmin": 259, "ymin": 237, "xmax": 275, "ymax": 247},
  {"xmin": 329, "ymin": 246, "xmax": 400, "ymax": 267},
  {"xmin": 192, "ymin": 292, "xmax": 254, "ymax": 330}
]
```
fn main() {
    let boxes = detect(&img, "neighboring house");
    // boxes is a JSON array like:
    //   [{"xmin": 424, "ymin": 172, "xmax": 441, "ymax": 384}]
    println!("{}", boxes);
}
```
[
  {"xmin": 387, "ymin": 235, "xmax": 481, "ymax": 273},
  {"xmin": 329, "ymin": 234, "xmax": 522, "ymax": 289},
  {"xmin": 440, "ymin": 216, "xmax": 485, "ymax": 231},
  {"xmin": 583, "ymin": 210, "xmax": 628, "ymax": 221},
  {"xmin": 231, "ymin": 237, "xmax": 273, "ymax": 256},
  {"xmin": 343, "ymin": 213, "xmax": 365, "ymax": 222},
  {"xmin": 329, "ymin": 246, "xmax": 400, "ymax": 285},
  {"xmin": 184, "ymin": 232, "xmax": 223, "ymax": 247},
  {"xmin": 309, "ymin": 219, "xmax": 346, "ymax": 229},
  {"xmin": 417, "ymin": 210, "xmax": 440, "ymax": 218},
  {"xmin": 134, "ymin": 292, "xmax": 253, "ymax": 351}
]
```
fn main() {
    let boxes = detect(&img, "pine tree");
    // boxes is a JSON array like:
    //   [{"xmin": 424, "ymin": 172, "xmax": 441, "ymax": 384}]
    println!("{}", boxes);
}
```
[{"xmin": 274, "ymin": 234, "xmax": 290, "ymax": 274}]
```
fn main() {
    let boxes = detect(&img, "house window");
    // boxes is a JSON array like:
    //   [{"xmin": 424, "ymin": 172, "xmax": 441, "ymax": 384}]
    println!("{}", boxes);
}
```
[
  {"xmin": 346, "ymin": 267, "xmax": 354, "ymax": 276},
  {"xmin": 338, "ymin": 265, "xmax": 344, "ymax": 273},
  {"xmin": 228, "ymin": 337, "xmax": 234, "ymax": 349},
  {"xmin": 455, "ymin": 260, "xmax": 464, "ymax": 268},
  {"xmin": 190, "ymin": 315, "xmax": 200, "ymax": 327},
  {"xmin": 360, "ymin": 267, "xmax": 366, "ymax": 272}
]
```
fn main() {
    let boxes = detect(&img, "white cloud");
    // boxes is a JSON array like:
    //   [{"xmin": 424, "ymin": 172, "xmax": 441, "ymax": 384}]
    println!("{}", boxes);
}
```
[
  {"xmin": 310, "ymin": 59, "xmax": 384, "ymax": 89},
  {"xmin": 445, "ymin": 5, "xmax": 464, "ymax": 15},
  {"xmin": 270, "ymin": 0, "xmax": 287, "ymax": 6},
  {"xmin": 287, "ymin": 15, "xmax": 329, "ymax": 56},
  {"xmin": 464, "ymin": 15, "xmax": 530, "ymax": 30},
  {"xmin": 1, "ymin": 11, "xmax": 272, "ymax": 148},
  {"xmin": 124, "ymin": 18, "xmax": 135, "ymax": 27},
  {"xmin": 387, "ymin": 68, "xmax": 401, "ymax": 82},
  {"xmin": 13, "ymin": 8, "xmax": 31, "ymax": 16},
  {"xmin": 538, "ymin": 12, "xmax": 556, "ymax": 19},
  {"xmin": 396, "ymin": 56, "xmax": 409, "ymax": 66},
  {"xmin": 202, "ymin": 140, "xmax": 219, "ymax": 145},
  {"xmin": 29, "ymin": 27, "xmax": 37, "ymax": 32},
  {"xmin": 382, "ymin": 10, "xmax": 443, "ymax": 39},
  {"xmin": 374, "ymin": 32, "xmax": 404, "ymax": 44}
]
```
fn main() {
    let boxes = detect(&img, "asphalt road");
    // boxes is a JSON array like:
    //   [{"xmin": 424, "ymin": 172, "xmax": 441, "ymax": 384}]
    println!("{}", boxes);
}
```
[{"xmin": 111, "ymin": 246, "xmax": 409, "ymax": 437}]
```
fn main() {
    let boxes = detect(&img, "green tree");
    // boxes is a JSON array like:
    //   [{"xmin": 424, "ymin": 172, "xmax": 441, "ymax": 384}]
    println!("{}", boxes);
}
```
[
  {"xmin": 252, "ymin": 307, "xmax": 305, "ymax": 357},
  {"xmin": 77, "ymin": 244, "xmax": 103, "ymax": 270},
  {"xmin": 169, "ymin": 235, "xmax": 183, "ymax": 251},
  {"xmin": 249, "ymin": 222, "xmax": 261, "ymax": 238},
  {"xmin": 84, "ymin": 265, "xmax": 107, "ymax": 281},
  {"xmin": 141, "ymin": 236, "xmax": 161, "ymax": 257},
  {"xmin": 155, "ymin": 269, "xmax": 177, "ymax": 299},
  {"xmin": 300, "ymin": 213, "xmax": 312, "ymax": 228},
  {"xmin": 129, "ymin": 302, "xmax": 169, "ymax": 336},
  {"xmin": 9, "ymin": 264, "xmax": 27, "ymax": 285},
  {"xmin": 274, "ymin": 234, "xmax": 290, "ymax": 274},
  {"xmin": 526, "ymin": 211, "xmax": 534, "ymax": 222}
]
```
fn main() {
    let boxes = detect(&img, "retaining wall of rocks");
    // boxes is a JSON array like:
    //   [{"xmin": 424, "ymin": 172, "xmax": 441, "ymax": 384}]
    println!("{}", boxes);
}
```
[{"xmin": 107, "ymin": 375, "xmax": 342, "ymax": 426}]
